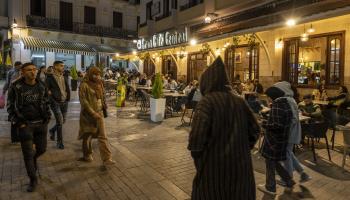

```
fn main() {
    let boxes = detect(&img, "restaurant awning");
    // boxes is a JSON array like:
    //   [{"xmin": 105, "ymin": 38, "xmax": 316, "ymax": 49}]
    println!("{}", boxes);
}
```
[
  {"xmin": 22, "ymin": 37, "xmax": 96, "ymax": 56},
  {"xmin": 91, "ymin": 44, "xmax": 133, "ymax": 56}
]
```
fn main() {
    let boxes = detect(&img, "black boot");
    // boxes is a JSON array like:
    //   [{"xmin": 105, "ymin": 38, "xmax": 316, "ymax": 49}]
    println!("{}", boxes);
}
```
[{"xmin": 27, "ymin": 177, "xmax": 38, "ymax": 192}]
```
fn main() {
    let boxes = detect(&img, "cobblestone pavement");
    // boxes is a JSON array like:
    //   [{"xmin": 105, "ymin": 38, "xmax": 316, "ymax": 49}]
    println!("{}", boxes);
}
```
[{"xmin": 1, "ymin": 89, "xmax": 350, "ymax": 200}]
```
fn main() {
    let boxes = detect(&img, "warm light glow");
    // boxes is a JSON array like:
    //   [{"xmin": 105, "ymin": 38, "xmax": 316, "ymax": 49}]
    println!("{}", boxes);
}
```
[
  {"xmin": 307, "ymin": 28, "xmax": 315, "ymax": 33},
  {"xmin": 133, "ymin": 40, "xmax": 137, "ymax": 43},
  {"xmin": 190, "ymin": 39, "xmax": 197, "ymax": 46},
  {"xmin": 204, "ymin": 16, "xmax": 212, "ymax": 24},
  {"xmin": 132, "ymin": 50, "xmax": 137, "ymax": 55},
  {"xmin": 307, "ymin": 24, "xmax": 315, "ymax": 33},
  {"xmin": 301, "ymin": 33, "xmax": 308, "ymax": 38},
  {"xmin": 275, "ymin": 39, "xmax": 283, "ymax": 49},
  {"xmin": 115, "ymin": 53, "xmax": 120, "ymax": 57},
  {"xmin": 215, "ymin": 48, "xmax": 221, "ymax": 56},
  {"xmin": 301, "ymin": 37, "xmax": 309, "ymax": 42},
  {"xmin": 286, "ymin": 19, "xmax": 296, "ymax": 27}
]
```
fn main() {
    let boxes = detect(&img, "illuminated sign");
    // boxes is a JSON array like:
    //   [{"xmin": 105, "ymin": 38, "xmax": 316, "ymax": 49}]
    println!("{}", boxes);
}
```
[{"xmin": 137, "ymin": 28, "xmax": 188, "ymax": 50}]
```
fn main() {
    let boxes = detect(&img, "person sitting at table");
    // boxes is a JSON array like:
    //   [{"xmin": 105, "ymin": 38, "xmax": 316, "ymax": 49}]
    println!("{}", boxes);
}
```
[
  {"xmin": 246, "ymin": 93, "xmax": 264, "ymax": 114},
  {"xmin": 183, "ymin": 80, "xmax": 197, "ymax": 95},
  {"xmin": 244, "ymin": 79, "xmax": 254, "ymax": 92},
  {"xmin": 167, "ymin": 78, "xmax": 178, "ymax": 90},
  {"xmin": 139, "ymin": 74, "xmax": 147, "ymax": 85},
  {"xmin": 298, "ymin": 94, "xmax": 323, "ymax": 122},
  {"xmin": 176, "ymin": 79, "xmax": 187, "ymax": 92},
  {"xmin": 146, "ymin": 76, "xmax": 152, "ymax": 87},
  {"xmin": 253, "ymin": 79, "xmax": 264, "ymax": 94},
  {"xmin": 312, "ymin": 84, "xmax": 328, "ymax": 101}
]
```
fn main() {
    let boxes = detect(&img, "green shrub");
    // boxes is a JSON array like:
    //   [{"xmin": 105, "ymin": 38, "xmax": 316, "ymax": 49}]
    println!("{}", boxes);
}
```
[
  {"xmin": 70, "ymin": 65, "xmax": 78, "ymax": 80},
  {"xmin": 151, "ymin": 73, "xmax": 163, "ymax": 99}
]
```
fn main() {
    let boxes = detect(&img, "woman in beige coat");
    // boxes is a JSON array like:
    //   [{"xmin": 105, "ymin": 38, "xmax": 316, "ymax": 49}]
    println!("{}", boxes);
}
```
[{"xmin": 78, "ymin": 67, "xmax": 115, "ymax": 165}]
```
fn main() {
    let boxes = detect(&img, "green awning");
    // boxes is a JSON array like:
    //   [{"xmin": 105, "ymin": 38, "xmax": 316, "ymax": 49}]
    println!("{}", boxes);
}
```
[{"xmin": 22, "ymin": 37, "xmax": 96, "ymax": 56}]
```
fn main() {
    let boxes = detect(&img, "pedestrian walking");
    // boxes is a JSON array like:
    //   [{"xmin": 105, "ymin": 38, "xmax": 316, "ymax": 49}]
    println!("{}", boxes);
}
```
[
  {"xmin": 274, "ymin": 81, "xmax": 311, "ymax": 184},
  {"xmin": 46, "ymin": 61, "xmax": 70, "ymax": 149},
  {"xmin": 78, "ymin": 66, "xmax": 115, "ymax": 165},
  {"xmin": 7, "ymin": 62, "xmax": 51, "ymax": 192},
  {"xmin": 188, "ymin": 57, "xmax": 260, "ymax": 200},
  {"xmin": 258, "ymin": 86, "xmax": 296, "ymax": 195},
  {"xmin": 2, "ymin": 61, "xmax": 22, "ymax": 144}
]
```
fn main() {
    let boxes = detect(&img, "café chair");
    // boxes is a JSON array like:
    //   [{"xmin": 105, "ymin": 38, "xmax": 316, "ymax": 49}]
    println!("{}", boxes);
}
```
[{"xmin": 304, "ymin": 121, "xmax": 331, "ymax": 162}]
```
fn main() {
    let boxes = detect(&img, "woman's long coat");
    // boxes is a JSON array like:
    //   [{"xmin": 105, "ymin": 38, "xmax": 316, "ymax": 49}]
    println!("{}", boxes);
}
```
[
  {"xmin": 78, "ymin": 80, "xmax": 105, "ymax": 139},
  {"xmin": 261, "ymin": 97, "xmax": 292, "ymax": 161},
  {"xmin": 188, "ymin": 57, "xmax": 260, "ymax": 200}
]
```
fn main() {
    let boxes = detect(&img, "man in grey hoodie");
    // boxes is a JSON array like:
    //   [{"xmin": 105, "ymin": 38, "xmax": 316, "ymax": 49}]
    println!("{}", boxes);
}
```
[{"xmin": 274, "ymin": 81, "xmax": 311, "ymax": 184}]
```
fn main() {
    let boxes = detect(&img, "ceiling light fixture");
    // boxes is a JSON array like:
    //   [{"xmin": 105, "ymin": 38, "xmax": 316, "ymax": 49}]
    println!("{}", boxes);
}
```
[
  {"xmin": 286, "ymin": 19, "xmax": 296, "ymax": 27},
  {"xmin": 204, "ymin": 13, "xmax": 218, "ymax": 24},
  {"xmin": 190, "ymin": 39, "xmax": 197, "ymax": 46},
  {"xmin": 307, "ymin": 24, "xmax": 315, "ymax": 33}
]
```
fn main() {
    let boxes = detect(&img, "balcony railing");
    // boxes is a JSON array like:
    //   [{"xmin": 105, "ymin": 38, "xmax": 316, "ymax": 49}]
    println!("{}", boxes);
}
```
[
  {"xmin": 26, "ymin": 15, "xmax": 137, "ymax": 39},
  {"xmin": 180, "ymin": 0, "xmax": 204, "ymax": 11}
]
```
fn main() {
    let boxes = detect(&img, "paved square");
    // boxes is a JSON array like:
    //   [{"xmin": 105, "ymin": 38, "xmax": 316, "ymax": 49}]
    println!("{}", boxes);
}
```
[{"xmin": 1, "ymin": 92, "xmax": 350, "ymax": 200}]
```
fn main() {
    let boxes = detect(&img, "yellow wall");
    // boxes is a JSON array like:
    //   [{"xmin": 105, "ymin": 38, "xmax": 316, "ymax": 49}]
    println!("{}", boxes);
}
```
[{"xmin": 130, "ymin": 14, "xmax": 350, "ymax": 96}]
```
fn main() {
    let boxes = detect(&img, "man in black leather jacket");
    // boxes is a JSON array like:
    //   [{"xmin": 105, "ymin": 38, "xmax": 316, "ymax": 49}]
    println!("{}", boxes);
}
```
[
  {"xmin": 45, "ymin": 61, "xmax": 70, "ymax": 149},
  {"xmin": 7, "ymin": 62, "xmax": 51, "ymax": 192}
]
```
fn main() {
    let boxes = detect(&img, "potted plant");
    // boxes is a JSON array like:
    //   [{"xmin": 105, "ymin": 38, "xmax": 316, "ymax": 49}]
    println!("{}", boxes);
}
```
[
  {"xmin": 150, "ymin": 73, "xmax": 166, "ymax": 122},
  {"xmin": 70, "ymin": 65, "xmax": 78, "ymax": 91}
]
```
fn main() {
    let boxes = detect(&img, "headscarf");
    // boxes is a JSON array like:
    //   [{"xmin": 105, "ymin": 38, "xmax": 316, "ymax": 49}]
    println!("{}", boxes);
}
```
[
  {"xmin": 199, "ymin": 56, "xmax": 232, "ymax": 96},
  {"xmin": 85, "ymin": 66, "xmax": 103, "ymax": 99}
]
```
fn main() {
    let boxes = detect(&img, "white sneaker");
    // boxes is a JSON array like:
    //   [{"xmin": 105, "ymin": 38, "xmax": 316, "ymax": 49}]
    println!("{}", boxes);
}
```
[{"xmin": 257, "ymin": 184, "xmax": 276, "ymax": 195}]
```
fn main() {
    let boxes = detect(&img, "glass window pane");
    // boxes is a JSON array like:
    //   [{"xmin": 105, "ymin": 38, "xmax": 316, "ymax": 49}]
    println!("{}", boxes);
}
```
[
  {"xmin": 31, "ymin": 51, "xmax": 46, "ymax": 68},
  {"xmin": 298, "ymin": 37, "xmax": 326, "ymax": 85},
  {"xmin": 335, "ymin": 39, "xmax": 341, "ymax": 49}
]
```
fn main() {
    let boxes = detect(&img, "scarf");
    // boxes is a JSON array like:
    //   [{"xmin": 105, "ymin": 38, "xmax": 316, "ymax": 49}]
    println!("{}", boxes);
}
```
[{"xmin": 85, "ymin": 67, "xmax": 103, "ymax": 99}]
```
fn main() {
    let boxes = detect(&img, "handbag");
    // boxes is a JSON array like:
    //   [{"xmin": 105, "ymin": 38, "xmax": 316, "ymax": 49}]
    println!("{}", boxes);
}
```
[
  {"xmin": 103, "ymin": 107, "xmax": 108, "ymax": 118},
  {"xmin": 0, "ymin": 95, "xmax": 5, "ymax": 109}
]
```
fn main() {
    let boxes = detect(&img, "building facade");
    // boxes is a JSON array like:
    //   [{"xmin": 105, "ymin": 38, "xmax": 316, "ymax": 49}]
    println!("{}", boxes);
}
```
[
  {"xmin": 6, "ymin": 0, "xmax": 140, "ymax": 71},
  {"xmin": 131, "ymin": 0, "xmax": 350, "ymax": 96}
]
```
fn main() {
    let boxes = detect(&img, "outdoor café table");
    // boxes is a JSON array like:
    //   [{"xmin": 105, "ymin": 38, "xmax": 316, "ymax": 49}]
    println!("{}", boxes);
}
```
[
  {"xmin": 136, "ymin": 85, "xmax": 152, "ymax": 90},
  {"xmin": 299, "ymin": 114, "xmax": 311, "ymax": 122},
  {"xmin": 163, "ymin": 92, "xmax": 187, "ymax": 118},
  {"xmin": 313, "ymin": 100, "xmax": 329, "ymax": 106}
]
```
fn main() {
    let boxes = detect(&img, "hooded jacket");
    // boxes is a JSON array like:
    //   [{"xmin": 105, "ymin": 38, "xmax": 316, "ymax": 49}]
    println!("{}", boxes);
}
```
[
  {"xmin": 188, "ymin": 57, "xmax": 260, "ymax": 200},
  {"xmin": 274, "ymin": 81, "xmax": 302, "ymax": 144},
  {"xmin": 262, "ymin": 86, "xmax": 292, "ymax": 161}
]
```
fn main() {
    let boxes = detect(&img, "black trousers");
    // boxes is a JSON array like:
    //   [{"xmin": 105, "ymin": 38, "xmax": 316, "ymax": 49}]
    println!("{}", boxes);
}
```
[
  {"xmin": 19, "ymin": 123, "xmax": 48, "ymax": 179},
  {"xmin": 265, "ymin": 159, "xmax": 293, "ymax": 192},
  {"xmin": 11, "ymin": 123, "xmax": 19, "ymax": 143}
]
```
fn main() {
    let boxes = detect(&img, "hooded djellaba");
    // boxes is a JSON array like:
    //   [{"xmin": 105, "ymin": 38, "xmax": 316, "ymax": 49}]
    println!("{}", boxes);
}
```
[{"xmin": 188, "ymin": 57, "xmax": 260, "ymax": 200}]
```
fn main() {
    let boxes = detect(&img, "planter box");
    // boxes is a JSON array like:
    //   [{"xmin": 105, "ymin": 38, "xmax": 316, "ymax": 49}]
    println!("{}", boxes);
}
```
[
  {"xmin": 150, "ymin": 97, "xmax": 166, "ymax": 122},
  {"xmin": 71, "ymin": 79, "xmax": 78, "ymax": 91}
]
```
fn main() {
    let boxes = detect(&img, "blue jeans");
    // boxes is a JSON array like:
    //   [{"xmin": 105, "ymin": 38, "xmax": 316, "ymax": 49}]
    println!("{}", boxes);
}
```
[
  {"xmin": 50, "ymin": 101, "xmax": 68, "ymax": 143},
  {"xmin": 265, "ymin": 159, "xmax": 293, "ymax": 192},
  {"xmin": 282, "ymin": 143, "xmax": 304, "ymax": 177}
]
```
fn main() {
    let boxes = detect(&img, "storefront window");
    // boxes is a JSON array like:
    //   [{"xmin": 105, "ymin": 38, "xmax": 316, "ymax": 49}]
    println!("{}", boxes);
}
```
[
  {"xmin": 283, "ymin": 32, "xmax": 344, "ymax": 86},
  {"xmin": 187, "ymin": 52, "xmax": 208, "ymax": 83},
  {"xmin": 55, "ymin": 53, "xmax": 76, "ymax": 69},
  {"xmin": 225, "ymin": 45, "xmax": 259, "ymax": 83},
  {"xmin": 143, "ymin": 57, "xmax": 155, "ymax": 76},
  {"xmin": 84, "ymin": 55, "xmax": 96, "ymax": 69},
  {"xmin": 31, "ymin": 51, "xmax": 46, "ymax": 67},
  {"xmin": 162, "ymin": 55, "xmax": 177, "ymax": 80}
]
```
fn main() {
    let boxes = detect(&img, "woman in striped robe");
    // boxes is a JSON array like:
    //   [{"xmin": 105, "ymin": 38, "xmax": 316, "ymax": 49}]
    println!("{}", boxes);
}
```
[{"xmin": 188, "ymin": 57, "xmax": 260, "ymax": 200}]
